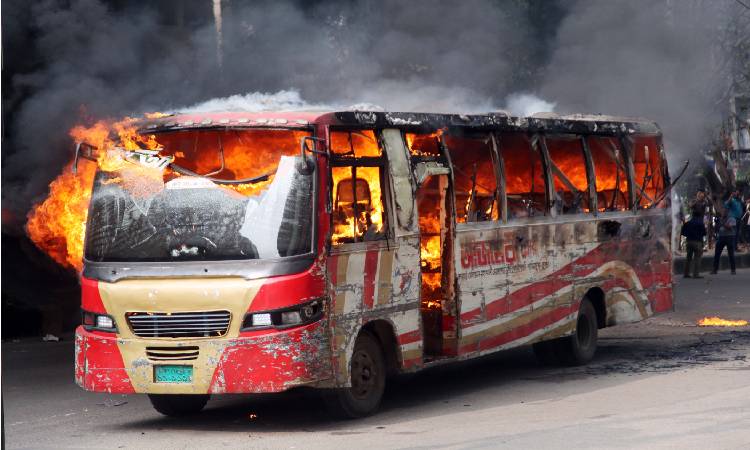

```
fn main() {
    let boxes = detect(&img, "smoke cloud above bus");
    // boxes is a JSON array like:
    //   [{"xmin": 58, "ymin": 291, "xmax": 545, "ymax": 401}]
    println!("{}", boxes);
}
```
[{"xmin": 3, "ymin": 0, "xmax": 743, "ymax": 221}]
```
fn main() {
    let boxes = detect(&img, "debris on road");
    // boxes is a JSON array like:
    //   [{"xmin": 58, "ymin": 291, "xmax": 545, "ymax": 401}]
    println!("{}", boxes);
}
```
[{"xmin": 97, "ymin": 398, "xmax": 128, "ymax": 407}]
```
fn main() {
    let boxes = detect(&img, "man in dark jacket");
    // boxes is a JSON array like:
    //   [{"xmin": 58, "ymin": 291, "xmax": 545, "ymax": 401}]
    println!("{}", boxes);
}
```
[
  {"xmin": 681, "ymin": 215, "xmax": 706, "ymax": 278},
  {"xmin": 690, "ymin": 190, "xmax": 709, "ymax": 218}
]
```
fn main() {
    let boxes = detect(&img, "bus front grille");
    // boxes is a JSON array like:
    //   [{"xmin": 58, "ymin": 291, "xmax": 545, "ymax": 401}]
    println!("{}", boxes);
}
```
[
  {"xmin": 146, "ymin": 346, "xmax": 199, "ymax": 361},
  {"xmin": 126, "ymin": 311, "xmax": 231, "ymax": 338}
]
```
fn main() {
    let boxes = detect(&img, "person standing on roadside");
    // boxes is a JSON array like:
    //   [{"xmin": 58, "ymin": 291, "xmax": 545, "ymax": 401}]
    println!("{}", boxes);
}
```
[
  {"xmin": 681, "ymin": 215, "xmax": 706, "ymax": 278},
  {"xmin": 724, "ymin": 190, "xmax": 743, "ymax": 251},
  {"xmin": 690, "ymin": 190, "xmax": 709, "ymax": 218},
  {"xmin": 711, "ymin": 211, "xmax": 737, "ymax": 275}
]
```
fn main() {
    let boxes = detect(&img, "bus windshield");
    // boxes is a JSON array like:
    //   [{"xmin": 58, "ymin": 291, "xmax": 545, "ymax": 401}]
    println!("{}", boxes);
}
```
[{"xmin": 84, "ymin": 128, "xmax": 314, "ymax": 263}]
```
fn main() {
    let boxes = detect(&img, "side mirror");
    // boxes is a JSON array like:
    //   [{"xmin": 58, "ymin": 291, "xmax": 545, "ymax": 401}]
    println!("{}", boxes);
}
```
[
  {"xmin": 73, "ymin": 142, "xmax": 99, "ymax": 175},
  {"xmin": 298, "ymin": 136, "xmax": 327, "ymax": 175}
]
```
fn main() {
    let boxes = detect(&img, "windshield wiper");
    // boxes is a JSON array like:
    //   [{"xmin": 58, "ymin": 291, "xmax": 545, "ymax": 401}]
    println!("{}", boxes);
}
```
[
  {"xmin": 73, "ymin": 141, "xmax": 273, "ymax": 185},
  {"xmin": 169, "ymin": 163, "xmax": 272, "ymax": 185}
]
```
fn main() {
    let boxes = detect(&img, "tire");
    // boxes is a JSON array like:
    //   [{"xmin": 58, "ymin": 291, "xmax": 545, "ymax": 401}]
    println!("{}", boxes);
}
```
[
  {"xmin": 323, "ymin": 331, "xmax": 386, "ymax": 419},
  {"xmin": 148, "ymin": 394, "xmax": 209, "ymax": 417},
  {"xmin": 560, "ymin": 298, "xmax": 599, "ymax": 365},
  {"xmin": 533, "ymin": 298, "xmax": 599, "ymax": 366}
]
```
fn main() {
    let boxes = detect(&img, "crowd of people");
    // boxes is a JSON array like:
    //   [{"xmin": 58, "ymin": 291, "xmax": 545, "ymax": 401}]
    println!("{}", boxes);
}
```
[{"xmin": 679, "ymin": 189, "xmax": 750, "ymax": 278}]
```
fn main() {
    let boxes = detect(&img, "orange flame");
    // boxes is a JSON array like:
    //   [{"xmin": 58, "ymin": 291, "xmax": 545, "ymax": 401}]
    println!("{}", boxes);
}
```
[
  {"xmin": 405, "ymin": 130, "xmax": 443, "ymax": 156},
  {"xmin": 697, "ymin": 317, "xmax": 748, "ymax": 327},
  {"xmin": 26, "ymin": 162, "xmax": 95, "ymax": 270},
  {"xmin": 143, "ymin": 111, "xmax": 170, "ymax": 119},
  {"xmin": 26, "ymin": 117, "xmax": 158, "ymax": 271}
]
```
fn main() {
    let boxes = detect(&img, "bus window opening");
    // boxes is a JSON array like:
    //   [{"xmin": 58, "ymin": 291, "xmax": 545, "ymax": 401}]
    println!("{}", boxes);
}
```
[
  {"xmin": 330, "ymin": 131, "xmax": 387, "ymax": 245},
  {"xmin": 500, "ymin": 133, "xmax": 547, "ymax": 219},
  {"xmin": 405, "ymin": 131, "xmax": 443, "ymax": 157},
  {"xmin": 444, "ymin": 133, "xmax": 500, "ymax": 223},
  {"xmin": 587, "ymin": 136, "xmax": 630, "ymax": 212},
  {"xmin": 545, "ymin": 135, "xmax": 591, "ymax": 214},
  {"xmin": 329, "ymin": 129, "xmax": 381, "ymax": 158},
  {"xmin": 631, "ymin": 136, "xmax": 666, "ymax": 208}
]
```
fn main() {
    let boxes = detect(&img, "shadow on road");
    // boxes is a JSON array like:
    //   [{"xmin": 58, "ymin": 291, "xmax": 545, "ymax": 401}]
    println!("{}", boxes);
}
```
[{"xmin": 111, "ymin": 328, "xmax": 750, "ymax": 434}]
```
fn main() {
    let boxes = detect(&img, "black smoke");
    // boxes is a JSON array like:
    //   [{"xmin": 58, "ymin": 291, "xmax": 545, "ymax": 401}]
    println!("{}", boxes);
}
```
[
  {"xmin": 2, "ymin": 0, "xmax": 561, "ymax": 222},
  {"xmin": 2, "ymin": 0, "xmax": 746, "ymax": 223}
]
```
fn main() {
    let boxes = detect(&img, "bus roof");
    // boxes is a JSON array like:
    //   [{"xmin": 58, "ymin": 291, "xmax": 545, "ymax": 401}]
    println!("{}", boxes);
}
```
[{"xmin": 139, "ymin": 110, "xmax": 661, "ymax": 136}]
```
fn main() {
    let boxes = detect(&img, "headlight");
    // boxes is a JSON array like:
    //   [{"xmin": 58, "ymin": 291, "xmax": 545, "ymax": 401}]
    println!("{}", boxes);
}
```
[
  {"xmin": 82, "ymin": 310, "xmax": 118, "ymax": 332},
  {"xmin": 241, "ymin": 298, "xmax": 324, "ymax": 331},
  {"xmin": 250, "ymin": 313, "xmax": 273, "ymax": 327}
]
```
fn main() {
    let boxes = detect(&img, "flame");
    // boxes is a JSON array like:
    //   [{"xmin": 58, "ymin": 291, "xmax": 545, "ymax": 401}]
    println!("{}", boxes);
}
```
[
  {"xmin": 26, "ymin": 162, "xmax": 95, "ymax": 271},
  {"xmin": 422, "ymin": 297, "xmax": 442, "ymax": 310},
  {"xmin": 144, "ymin": 111, "xmax": 170, "ymax": 119},
  {"xmin": 26, "ymin": 118, "xmax": 157, "ymax": 271},
  {"xmin": 406, "ymin": 130, "xmax": 443, "ymax": 156},
  {"xmin": 415, "ymin": 174, "xmax": 444, "ymax": 310},
  {"xmin": 421, "ymin": 236, "xmax": 442, "ymax": 271},
  {"xmin": 26, "ymin": 117, "xmax": 157, "ymax": 271},
  {"xmin": 697, "ymin": 317, "xmax": 749, "ymax": 327}
]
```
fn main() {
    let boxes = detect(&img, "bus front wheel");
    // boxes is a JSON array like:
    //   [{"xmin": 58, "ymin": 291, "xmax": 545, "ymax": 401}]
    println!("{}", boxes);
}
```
[
  {"xmin": 148, "ymin": 394, "xmax": 210, "ymax": 417},
  {"xmin": 533, "ymin": 297, "xmax": 598, "ymax": 366},
  {"xmin": 323, "ymin": 331, "xmax": 386, "ymax": 419}
]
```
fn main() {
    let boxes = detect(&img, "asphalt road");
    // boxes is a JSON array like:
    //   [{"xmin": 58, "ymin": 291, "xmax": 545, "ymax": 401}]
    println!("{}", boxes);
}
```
[{"xmin": 3, "ymin": 270, "xmax": 750, "ymax": 449}]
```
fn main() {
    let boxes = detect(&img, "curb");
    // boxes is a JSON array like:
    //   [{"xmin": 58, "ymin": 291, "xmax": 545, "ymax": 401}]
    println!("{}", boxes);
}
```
[{"xmin": 673, "ymin": 251, "xmax": 750, "ymax": 274}]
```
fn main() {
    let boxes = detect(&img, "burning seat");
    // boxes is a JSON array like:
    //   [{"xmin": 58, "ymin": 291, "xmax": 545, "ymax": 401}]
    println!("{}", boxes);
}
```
[{"xmin": 335, "ymin": 177, "xmax": 378, "ymax": 241}]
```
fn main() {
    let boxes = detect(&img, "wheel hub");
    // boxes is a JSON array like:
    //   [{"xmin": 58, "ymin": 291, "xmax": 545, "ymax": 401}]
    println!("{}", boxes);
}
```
[{"xmin": 351, "ymin": 350, "xmax": 376, "ymax": 399}]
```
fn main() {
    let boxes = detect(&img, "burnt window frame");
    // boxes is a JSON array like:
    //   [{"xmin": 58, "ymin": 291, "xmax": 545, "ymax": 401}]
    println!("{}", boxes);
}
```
[
  {"xmin": 539, "ymin": 133, "xmax": 595, "ymax": 217},
  {"xmin": 441, "ymin": 128, "xmax": 503, "ymax": 226},
  {"xmin": 585, "ymin": 134, "xmax": 636, "ymax": 215},
  {"xmin": 404, "ymin": 128, "xmax": 447, "ymax": 160},
  {"xmin": 626, "ymin": 133, "xmax": 669, "ymax": 210},
  {"xmin": 401, "ymin": 127, "xmax": 458, "ymax": 229},
  {"xmin": 327, "ymin": 127, "xmax": 394, "ymax": 248},
  {"xmin": 495, "ymin": 131, "xmax": 553, "ymax": 223}
]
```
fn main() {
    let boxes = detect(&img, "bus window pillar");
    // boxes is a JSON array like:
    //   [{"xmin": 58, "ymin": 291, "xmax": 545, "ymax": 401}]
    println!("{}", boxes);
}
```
[{"xmin": 535, "ymin": 134, "xmax": 556, "ymax": 218}]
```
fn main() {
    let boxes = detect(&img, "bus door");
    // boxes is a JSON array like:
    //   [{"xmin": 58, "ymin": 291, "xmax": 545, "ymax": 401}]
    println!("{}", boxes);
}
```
[
  {"xmin": 405, "ymin": 131, "xmax": 458, "ymax": 359},
  {"xmin": 415, "ymin": 170, "xmax": 453, "ymax": 357}
]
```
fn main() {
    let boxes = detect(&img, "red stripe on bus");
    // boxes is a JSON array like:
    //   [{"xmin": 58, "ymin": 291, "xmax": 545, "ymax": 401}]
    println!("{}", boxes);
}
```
[
  {"xmin": 362, "ymin": 250, "xmax": 379, "ymax": 309},
  {"xmin": 329, "ymin": 255, "xmax": 339, "ymax": 286},
  {"xmin": 460, "ymin": 240, "xmax": 668, "ymax": 325},
  {"xmin": 81, "ymin": 276, "xmax": 106, "ymax": 314},
  {"xmin": 398, "ymin": 329, "xmax": 421, "ymax": 345},
  {"xmin": 459, "ymin": 303, "xmax": 576, "ymax": 354}
]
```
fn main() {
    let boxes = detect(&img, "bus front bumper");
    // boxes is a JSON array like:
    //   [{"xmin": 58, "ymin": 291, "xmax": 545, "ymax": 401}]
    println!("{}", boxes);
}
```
[{"xmin": 74, "ymin": 321, "xmax": 333, "ymax": 395}]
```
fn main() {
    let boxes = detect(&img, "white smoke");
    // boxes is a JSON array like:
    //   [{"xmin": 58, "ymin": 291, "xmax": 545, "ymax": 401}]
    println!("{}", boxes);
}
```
[
  {"xmin": 178, "ymin": 90, "xmax": 336, "ymax": 113},
  {"xmin": 504, "ymin": 93, "xmax": 556, "ymax": 117},
  {"xmin": 179, "ymin": 89, "xmax": 547, "ymax": 116},
  {"xmin": 177, "ymin": 88, "xmax": 514, "ymax": 116}
]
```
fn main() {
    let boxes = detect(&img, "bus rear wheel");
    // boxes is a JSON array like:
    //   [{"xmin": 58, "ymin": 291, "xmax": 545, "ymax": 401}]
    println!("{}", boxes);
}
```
[
  {"xmin": 323, "ymin": 331, "xmax": 386, "ymax": 419},
  {"xmin": 533, "ymin": 297, "xmax": 598, "ymax": 366},
  {"xmin": 148, "ymin": 394, "xmax": 209, "ymax": 417}
]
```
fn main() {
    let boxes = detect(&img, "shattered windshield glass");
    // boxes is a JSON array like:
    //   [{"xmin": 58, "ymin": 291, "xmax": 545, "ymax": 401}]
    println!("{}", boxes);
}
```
[{"xmin": 84, "ymin": 129, "xmax": 314, "ymax": 262}]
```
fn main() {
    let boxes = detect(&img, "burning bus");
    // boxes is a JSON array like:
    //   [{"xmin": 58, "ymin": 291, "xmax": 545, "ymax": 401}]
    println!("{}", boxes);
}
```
[{"xmin": 71, "ymin": 110, "xmax": 673, "ymax": 417}]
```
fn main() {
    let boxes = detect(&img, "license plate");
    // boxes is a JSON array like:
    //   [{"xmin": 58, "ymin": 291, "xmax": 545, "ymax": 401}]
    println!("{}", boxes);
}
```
[{"xmin": 154, "ymin": 365, "xmax": 193, "ymax": 383}]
